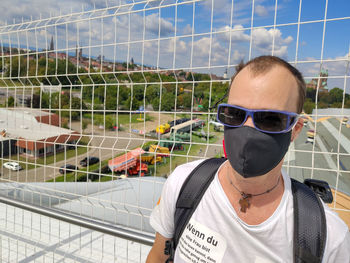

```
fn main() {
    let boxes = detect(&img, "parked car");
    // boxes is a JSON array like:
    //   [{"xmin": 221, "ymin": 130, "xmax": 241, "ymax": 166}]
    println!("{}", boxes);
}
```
[
  {"xmin": 3, "ymin": 162, "xmax": 22, "ymax": 171},
  {"xmin": 59, "ymin": 164, "xmax": 78, "ymax": 174},
  {"xmin": 80, "ymin": 157, "xmax": 100, "ymax": 167}
]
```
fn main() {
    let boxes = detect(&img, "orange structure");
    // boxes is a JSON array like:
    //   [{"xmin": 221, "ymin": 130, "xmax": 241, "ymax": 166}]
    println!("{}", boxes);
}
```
[{"xmin": 108, "ymin": 148, "xmax": 148, "ymax": 176}]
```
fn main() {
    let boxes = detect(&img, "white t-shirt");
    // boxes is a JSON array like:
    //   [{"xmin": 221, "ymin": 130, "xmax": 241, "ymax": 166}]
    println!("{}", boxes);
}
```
[{"xmin": 150, "ymin": 160, "xmax": 350, "ymax": 263}]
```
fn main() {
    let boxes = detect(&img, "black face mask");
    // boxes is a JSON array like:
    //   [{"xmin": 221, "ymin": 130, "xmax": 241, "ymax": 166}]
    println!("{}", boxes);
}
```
[{"xmin": 224, "ymin": 126, "xmax": 291, "ymax": 178}]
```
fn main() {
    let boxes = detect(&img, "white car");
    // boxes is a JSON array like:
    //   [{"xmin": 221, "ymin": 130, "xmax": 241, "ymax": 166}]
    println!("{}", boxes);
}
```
[{"xmin": 3, "ymin": 162, "xmax": 22, "ymax": 171}]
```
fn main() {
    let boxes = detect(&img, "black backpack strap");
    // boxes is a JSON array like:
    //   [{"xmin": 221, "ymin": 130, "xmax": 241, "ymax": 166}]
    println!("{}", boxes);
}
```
[
  {"xmin": 291, "ymin": 178, "xmax": 327, "ymax": 263},
  {"xmin": 173, "ymin": 158, "xmax": 226, "ymax": 250}
]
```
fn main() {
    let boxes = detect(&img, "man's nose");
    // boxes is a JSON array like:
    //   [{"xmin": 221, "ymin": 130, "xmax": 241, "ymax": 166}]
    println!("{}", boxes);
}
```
[{"xmin": 243, "ymin": 115, "xmax": 255, "ymax": 128}]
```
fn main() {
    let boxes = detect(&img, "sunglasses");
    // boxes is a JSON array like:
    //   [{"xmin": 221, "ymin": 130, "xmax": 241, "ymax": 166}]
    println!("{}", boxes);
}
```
[{"xmin": 217, "ymin": 104, "xmax": 299, "ymax": 133}]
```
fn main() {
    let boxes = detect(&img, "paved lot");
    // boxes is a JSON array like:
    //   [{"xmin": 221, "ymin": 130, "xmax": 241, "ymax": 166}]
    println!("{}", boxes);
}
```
[{"xmin": 285, "ymin": 118, "xmax": 350, "ymax": 195}]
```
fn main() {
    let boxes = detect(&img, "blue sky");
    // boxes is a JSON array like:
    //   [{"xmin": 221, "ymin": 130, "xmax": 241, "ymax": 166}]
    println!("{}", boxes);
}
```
[{"xmin": 0, "ymin": 0, "xmax": 349, "ymax": 90}]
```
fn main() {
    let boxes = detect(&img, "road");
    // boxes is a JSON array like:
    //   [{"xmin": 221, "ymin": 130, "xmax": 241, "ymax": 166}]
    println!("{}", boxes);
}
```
[{"xmin": 285, "ymin": 118, "xmax": 350, "ymax": 195}]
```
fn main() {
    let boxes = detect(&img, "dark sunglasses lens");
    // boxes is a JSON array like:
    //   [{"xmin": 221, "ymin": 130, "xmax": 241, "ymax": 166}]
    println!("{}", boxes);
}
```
[
  {"xmin": 218, "ymin": 106, "xmax": 246, "ymax": 126},
  {"xmin": 254, "ymin": 111, "xmax": 289, "ymax": 132}
]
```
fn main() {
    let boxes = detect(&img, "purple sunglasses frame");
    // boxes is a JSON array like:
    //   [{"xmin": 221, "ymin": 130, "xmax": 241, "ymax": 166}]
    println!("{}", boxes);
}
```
[{"xmin": 216, "ymin": 103, "xmax": 299, "ymax": 134}]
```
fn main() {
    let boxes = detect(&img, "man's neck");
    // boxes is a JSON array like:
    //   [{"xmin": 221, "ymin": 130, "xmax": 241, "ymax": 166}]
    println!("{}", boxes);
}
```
[
  {"xmin": 224, "ymin": 162, "xmax": 283, "ymax": 195},
  {"xmin": 218, "ymin": 161, "xmax": 285, "ymax": 225}
]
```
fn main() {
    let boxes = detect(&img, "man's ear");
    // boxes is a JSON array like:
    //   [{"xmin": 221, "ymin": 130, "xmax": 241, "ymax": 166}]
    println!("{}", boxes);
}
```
[{"xmin": 291, "ymin": 118, "xmax": 304, "ymax": 142}]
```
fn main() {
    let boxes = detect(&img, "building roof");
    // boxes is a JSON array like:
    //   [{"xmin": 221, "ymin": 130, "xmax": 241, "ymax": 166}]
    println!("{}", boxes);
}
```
[
  {"xmin": 0, "ymin": 108, "xmax": 76, "ymax": 142},
  {"xmin": 0, "ymin": 177, "xmax": 164, "ymax": 262},
  {"xmin": 0, "ymin": 176, "xmax": 164, "ymax": 233}
]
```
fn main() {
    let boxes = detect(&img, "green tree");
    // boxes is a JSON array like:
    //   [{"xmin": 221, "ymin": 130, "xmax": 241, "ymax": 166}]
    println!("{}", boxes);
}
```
[
  {"xmin": 161, "ymin": 93, "xmax": 175, "ymax": 111},
  {"xmin": 152, "ymin": 97, "xmax": 160, "ymax": 110},
  {"xmin": 331, "ymin": 102, "xmax": 342, "ymax": 108},
  {"xmin": 318, "ymin": 101, "xmax": 328, "ymax": 109},
  {"xmin": 318, "ymin": 91, "xmax": 331, "ymax": 105},
  {"xmin": 303, "ymin": 99, "xmax": 315, "ymax": 114},
  {"xmin": 344, "ymin": 99, "xmax": 350, "ymax": 109},
  {"xmin": 41, "ymin": 92, "xmax": 50, "ymax": 109},
  {"xmin": 94, "ymin": 86, "xmax": 106, "ymax": 103},
  {"xmin": 146, "ymin": 85, "xmax": 159, "ymax": 104},
  {"xmin": 6, "ymin": 56, "xmax": 26, "ymax": 79},
  {"xmin": 306, "ymin": 88, "xmax": 316, "ymax": 102},
  {"xmin": 104, "ymin": 117, "xmax": 114, "ymax": 130},
  {"xmin": 82, "ymin": 119, "xmax": 89, "ymax": 133},
  {"xmin": 7, "ymin": 96, "xmax": 14, "ymax": 107},
  {"xmin": 183, "ymin": 93, "xmax": 192, "ymax": 109},
  {"xmin": 329, "ymin": 87, "xmax": 344, "ymax": 104}
]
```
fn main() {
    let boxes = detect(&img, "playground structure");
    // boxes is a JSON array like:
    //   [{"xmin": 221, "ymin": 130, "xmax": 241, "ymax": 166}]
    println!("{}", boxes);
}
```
[
  {"xmin": 156, "ymin": 123, "xmax": 170, "ymax": 134},
  {"xmin": 148, "ymin": 144, "xmax": 170, "ymax": 157},
  {"xmin": 159, "ymin": 139, "xmax": 184, "ymax": 151},
  {"xmin": 140, "ymin": 155, "xmax": 162, "ymax": 165},
  {"xmin": 170, "ymin": 118, "xmax": 205, "ymax": 134},
  {"xmin": 108, "ymin": 148, "xmax": 148, "ymax": 177}
]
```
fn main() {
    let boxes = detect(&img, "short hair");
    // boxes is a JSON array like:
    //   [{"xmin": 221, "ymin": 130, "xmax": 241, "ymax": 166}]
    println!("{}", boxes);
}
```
[{"xmin": 230, "ymin": 56, "xmax": 306, "ymax": 113}]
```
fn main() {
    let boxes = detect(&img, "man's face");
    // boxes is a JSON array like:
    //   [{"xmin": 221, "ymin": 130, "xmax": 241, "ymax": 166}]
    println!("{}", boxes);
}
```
[
  {"xmin": 228, "ymin": 65, "xmax": 299, "ymax": 116},
  {"xmin": 223, "ymin": 64, "xmax": 302, "ymax": 177}
]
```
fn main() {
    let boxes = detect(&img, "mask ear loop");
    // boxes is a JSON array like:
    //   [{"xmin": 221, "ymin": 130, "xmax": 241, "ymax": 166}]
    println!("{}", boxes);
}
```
[{"xmin": 223, "ymin": 139, "xmax": 227, "ymax": 158}]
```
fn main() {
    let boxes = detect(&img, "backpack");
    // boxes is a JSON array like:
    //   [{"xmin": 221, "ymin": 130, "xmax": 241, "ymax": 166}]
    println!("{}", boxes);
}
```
[{"xmin": 165, "ymin": 158, "xmax": 333, "ymax": 263}]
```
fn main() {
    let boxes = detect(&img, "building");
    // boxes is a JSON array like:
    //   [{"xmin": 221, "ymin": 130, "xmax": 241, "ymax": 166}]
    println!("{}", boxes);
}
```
[
  {"xmin": 0, "ymin": 108, "xmax": 80, "ymax": 158},
  {"xmin": 40, "ymin": 83, "xmax": 62, "ymax": 95},
  {"xmin": 306, "ymin": 69, "xmax": 329, "ymax": 92},
  {"xmin": 49, "ymin": 36, "xmax": 54, "ymax": 51},
  {"xmin": 75, "ymin": 44, "xmax": 83, "ymax": 59}
]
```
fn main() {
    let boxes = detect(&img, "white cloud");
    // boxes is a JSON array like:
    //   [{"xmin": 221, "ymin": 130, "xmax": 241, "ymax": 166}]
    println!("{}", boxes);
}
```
[
  {"xmin": 232, "ymin": 50, "xmax": 246, "ymax": 63},
  {"xmin": 216, "ymin": 25, "xmax": 250, "ymax": 43},
  {"xmin": 182, "ymin": 24, "xmax": 193, "ymax": 35},
  {"xmin": 203, "ymin": 0, "xmax": 230, "ymax": 10},
  {"xmin": 0, "ymin": 0, "xmax": 296, "ymax": 72},
  {"xmin": 255, "ymin": 5, "xmax": 269, "ymax": 17},
  {"xmin": 145, "ymin": 13, "xmax": 174, "ymax": 37},
  {"xmin": 216, "ymin": 24, "xmax": 293, "ymax": 58},
  {"xmin": 297, "ymin": 52, "xmax": 350, "ymax": 91},
  {"xmin": 228, "ymin": 25, "xmax": 250, "ymax": 42},
  {"xmin": 251, "ymin": 27, "xmax": 293, "ymax": 57}
]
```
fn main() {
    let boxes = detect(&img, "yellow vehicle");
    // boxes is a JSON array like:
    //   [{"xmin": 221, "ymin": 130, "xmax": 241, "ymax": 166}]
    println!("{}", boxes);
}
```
[
  {"xmin": 149, "ymin": 144, "xmax": 170, "ymax": 156},
  {"xmin": 342, "ymin": 117, "xmax": 349, "ymax": 125},
  {"xmin": 156, "ymin": 123, "xmax": 170, "ymax": 134},
  {"xmin": 141, "ymin": 155, "xmax": 163, "ymax": 165}
]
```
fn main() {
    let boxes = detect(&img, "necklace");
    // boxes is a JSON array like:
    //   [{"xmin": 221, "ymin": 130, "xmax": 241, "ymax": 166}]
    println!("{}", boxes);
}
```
[{"xmin": 227, "ymin": 175, "xmax": 281, "ymax": 213}]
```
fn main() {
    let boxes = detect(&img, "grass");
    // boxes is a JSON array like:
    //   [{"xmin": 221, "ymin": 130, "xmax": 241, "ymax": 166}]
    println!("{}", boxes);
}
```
[{"xmin": 83, "ymin": 112, "xmax": 153, "ymax": 126}]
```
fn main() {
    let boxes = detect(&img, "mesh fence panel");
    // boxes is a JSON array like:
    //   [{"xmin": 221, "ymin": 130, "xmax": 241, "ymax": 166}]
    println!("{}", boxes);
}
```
[{"xmin": 0, "ymin": 0, "xmax": 349, "ymax": 261}]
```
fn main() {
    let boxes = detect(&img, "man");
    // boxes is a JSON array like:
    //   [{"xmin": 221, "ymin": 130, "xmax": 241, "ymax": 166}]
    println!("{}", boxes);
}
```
[{"xmin": 147, "ymin": 56, "xmax": 350, "ymax": 262}]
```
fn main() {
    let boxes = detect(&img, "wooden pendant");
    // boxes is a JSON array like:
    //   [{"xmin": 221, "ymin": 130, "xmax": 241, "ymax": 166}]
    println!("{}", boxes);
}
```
[{"xmin": 239, "ymin": 193, "xmax": 252, "ymax": 213}]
